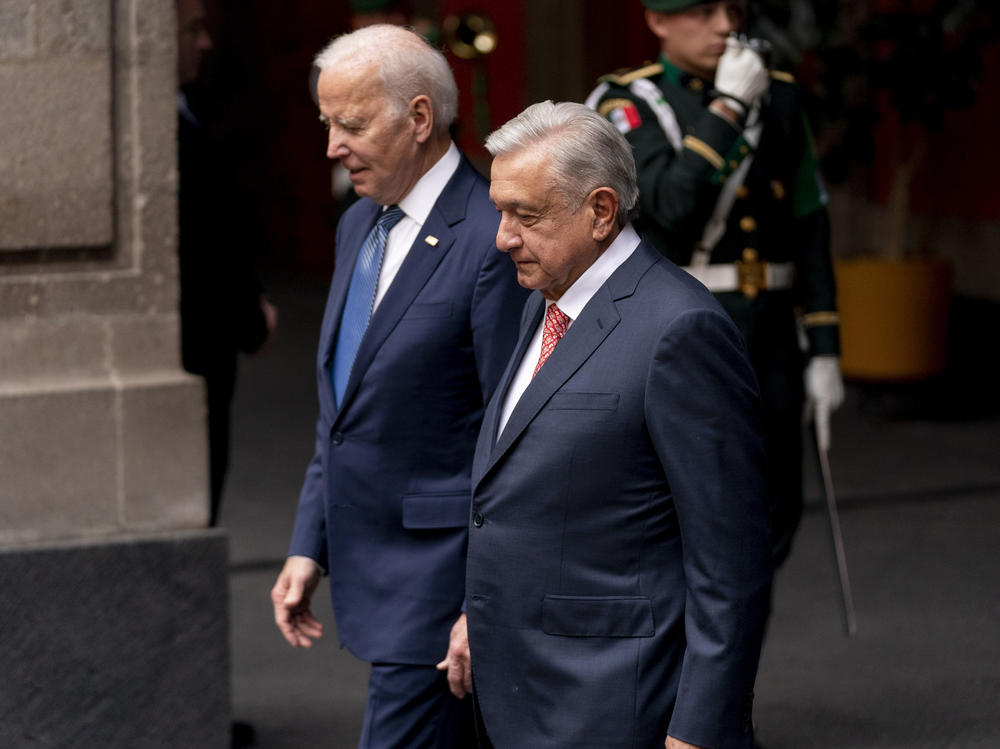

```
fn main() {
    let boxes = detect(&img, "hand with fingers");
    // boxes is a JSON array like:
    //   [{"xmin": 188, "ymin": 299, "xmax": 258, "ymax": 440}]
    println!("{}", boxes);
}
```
[
  {"xmin": 271, "ymin": 555, "xmax": 325, "ymax": 648},
  {"xmin": 435, "ymin": 613, "xmax": 472, "ymax": 698},
  {"xmin": 804, "ymin": 355, "xmax": 845, "ymax": 452},
  {"xmin": 712, "ymin": 35, "xmax": 769, "ymax": 120}
]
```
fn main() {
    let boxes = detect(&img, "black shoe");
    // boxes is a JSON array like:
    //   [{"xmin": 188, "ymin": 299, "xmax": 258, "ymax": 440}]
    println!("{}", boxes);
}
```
[{"xmin": 231, "ymin": 721, "xmax": 256, "ymax": 748}]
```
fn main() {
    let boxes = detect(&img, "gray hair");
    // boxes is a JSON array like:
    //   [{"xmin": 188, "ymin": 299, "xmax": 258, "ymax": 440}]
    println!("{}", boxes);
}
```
[
  {"xmin": 314, "ymin": 25, "xmax": 457, "ymax": 136},
  {"xmin": 485, "ymin": 101, "xmax": 639, "ymax": 227}
]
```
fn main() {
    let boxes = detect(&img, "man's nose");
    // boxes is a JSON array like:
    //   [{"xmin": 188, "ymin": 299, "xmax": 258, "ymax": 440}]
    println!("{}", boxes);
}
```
[
  {"xmin": 327, "ymin": 130, "xmax": 349, "ymax": 160},
  {"xmin": 495, "ymin": 215, "xmax": 520, "ymax": 252},
  {"xmin": 713, "ymin": 3, "xmax": 738, "ymax": 34}
]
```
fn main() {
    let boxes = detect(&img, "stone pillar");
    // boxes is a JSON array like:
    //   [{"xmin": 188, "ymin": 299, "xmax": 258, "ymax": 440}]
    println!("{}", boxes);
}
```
[{"xmin": 0, "ymin": 1, "xmax": 228, "ymax": 745}]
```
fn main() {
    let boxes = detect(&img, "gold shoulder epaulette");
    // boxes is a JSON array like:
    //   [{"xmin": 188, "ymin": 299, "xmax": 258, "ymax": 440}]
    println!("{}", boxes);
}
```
[
  {"xmin": 770, "ymin": 70, "xmax": 796, "ymax": 84},
  {"xmin": 599, "ymin": 62, "xmax": 663, "ymax": 86},
  {"xmin": 597, "ymin": 98, "xmax": 635, "ymax": 117}
]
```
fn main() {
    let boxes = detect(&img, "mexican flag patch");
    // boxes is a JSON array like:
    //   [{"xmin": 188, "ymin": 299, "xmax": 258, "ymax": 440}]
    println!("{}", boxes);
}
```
[{"xmin": 607, "ymin": 101, "xmax": 642, "ymax": 134}]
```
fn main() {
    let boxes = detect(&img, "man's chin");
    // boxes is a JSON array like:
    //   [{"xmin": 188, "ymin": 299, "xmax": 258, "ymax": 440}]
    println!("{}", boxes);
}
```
[{"xmin": 351, "ymin": 182, "xmax": 378, "ymax": 202}]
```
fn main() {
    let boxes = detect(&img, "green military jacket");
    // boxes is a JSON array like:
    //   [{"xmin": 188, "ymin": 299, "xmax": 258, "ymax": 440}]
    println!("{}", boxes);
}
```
[{"xmin": 588, "ymin": 56, "xmax": 840, "ymax": 366}]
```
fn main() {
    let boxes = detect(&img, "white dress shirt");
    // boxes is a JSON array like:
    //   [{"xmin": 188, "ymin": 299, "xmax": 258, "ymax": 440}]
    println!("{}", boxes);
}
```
[
  {"xmin": 372, "ymin": 141, "xmax": 462, "ymax": 310},
  {"xmin": 496, "ymin": 223, "xmax": 641, "ymax": 439}
]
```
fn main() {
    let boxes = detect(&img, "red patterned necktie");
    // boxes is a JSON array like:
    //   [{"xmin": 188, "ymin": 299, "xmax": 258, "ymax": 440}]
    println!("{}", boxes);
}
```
[{"xmin": 533, "ymin": 304, "xmax": 570, "ymax": 377}]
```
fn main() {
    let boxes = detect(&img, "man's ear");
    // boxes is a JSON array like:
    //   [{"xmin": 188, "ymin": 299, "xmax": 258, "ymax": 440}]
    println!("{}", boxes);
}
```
[
  {"xmin": 588, "ymin": 187, "xmax": 620, "ymax": 242},
  {"xmin": 645, "ymin": 9, "xmax": 670, "ymax": 42},
  {"xmin": 410, "ymin": 95, "xmax": 435, "ymax": 143}
]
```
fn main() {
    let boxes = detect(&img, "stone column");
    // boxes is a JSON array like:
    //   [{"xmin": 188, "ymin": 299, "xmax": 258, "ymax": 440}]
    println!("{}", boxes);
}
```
[{"xmin": 0, "ymin": 1, "xmax": 228, "ymax": 745}]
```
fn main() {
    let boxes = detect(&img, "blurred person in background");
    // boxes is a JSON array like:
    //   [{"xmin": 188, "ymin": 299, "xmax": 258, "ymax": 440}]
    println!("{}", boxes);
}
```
[
  {"xmin": 176, "ymin": 0, "xmax": 278, "ymax": 527},
  {"xmin": 588, "ymin": 0, "xmax": 844, "ymax": 570}
]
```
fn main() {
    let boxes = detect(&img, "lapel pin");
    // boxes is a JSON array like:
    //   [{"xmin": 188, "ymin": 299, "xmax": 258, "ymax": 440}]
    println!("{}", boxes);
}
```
[{"xmin": 424, "ymin": 235, "xmax": 439, "ymax": 246}]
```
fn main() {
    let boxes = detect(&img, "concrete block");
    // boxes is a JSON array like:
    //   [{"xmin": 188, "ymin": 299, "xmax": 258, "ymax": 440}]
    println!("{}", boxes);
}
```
[
  {"xmin": 0, "ymin": 387, "xmax": 119, "ymax": 545},
  {"xmin": 0, "ymin": 530, "xmax": 230, "ymax": 748},
  {"xmin": 0, "ymin": 316, "xmax": 109, "ymax": 384},
  {"xmin": 0, "ymin": 2, "xmax": 114, "ymax": 251},
  {"xmin": 122, "ymin": 376, "xmax": 209, "ymax": 529},
  {"xmin": 36, "ymin": 0, "xmax": 111, "ymax": 54},
  {"xmin": 0, "ymin": 0, "xmax": 37, "ymax": 60},
  {"xmin": 111, "ymin": 314, "xmax": 184, "ymax": 376}
]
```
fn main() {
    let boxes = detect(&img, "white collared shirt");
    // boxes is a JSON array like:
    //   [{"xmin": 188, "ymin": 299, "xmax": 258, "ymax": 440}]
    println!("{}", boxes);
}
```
[
  {"xmin": 496, "ymin": 223, "xmax": 641, "ymax": 439},
  {"xmin": 373, "ymin": 141, "xmax": 462, "ymax": 310}
]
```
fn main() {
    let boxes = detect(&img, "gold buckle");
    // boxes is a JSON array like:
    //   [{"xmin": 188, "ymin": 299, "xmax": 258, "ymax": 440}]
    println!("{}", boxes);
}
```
[{"xmin": 737, "ymin": 249, "xmax": 765, "ymax": 299}]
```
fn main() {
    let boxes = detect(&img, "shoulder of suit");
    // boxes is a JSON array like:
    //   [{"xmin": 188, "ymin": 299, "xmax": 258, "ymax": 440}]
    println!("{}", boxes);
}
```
[{"xmin": 597, "ymin": 62, "xmax": 663, "ymax": 87}]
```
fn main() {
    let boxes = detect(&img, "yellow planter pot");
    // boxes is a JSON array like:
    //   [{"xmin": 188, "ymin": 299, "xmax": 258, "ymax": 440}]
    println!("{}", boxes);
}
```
[{"xmin": 834, "ymin": 257, "xmax": 953, "ymax": 381}]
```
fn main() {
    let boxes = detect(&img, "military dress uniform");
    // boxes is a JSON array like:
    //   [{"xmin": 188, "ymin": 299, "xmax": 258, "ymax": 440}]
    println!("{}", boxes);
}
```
[{"xmin": 587, "ymin": 56, "xmax": 839, "ymax": 566}]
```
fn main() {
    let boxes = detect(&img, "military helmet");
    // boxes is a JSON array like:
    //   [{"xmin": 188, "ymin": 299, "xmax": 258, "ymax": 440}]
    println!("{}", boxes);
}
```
[
  {"xmin": 350, "ymin": 0, "xmax": 405, "ymax": 11},
  {"xmin": 641, "ymin": 0, "xmax": 715, "ymax": 12}
]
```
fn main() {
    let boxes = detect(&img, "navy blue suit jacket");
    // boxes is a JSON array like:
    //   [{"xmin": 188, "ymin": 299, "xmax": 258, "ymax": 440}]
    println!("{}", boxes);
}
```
[
  {"xmin": 466, "ymin": 239, "xmax": 772, "ymax": 748},
  {"xmin": 289, "ymin": 155, "xmax": 528, "ymax": 665}
]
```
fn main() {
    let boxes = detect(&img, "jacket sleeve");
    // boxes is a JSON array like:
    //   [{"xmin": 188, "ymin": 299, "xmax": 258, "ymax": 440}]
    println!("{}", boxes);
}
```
[
  {"xmin": 287, "ymin": 416, "xmax": 329, "ymax": 568},
  {"xmin": 790, "ymin": 109, "xmax": 840, "ymax": 357},
  {"xmin": 644, "ymin": 307, "xmax": 772, "ymax": 749}
]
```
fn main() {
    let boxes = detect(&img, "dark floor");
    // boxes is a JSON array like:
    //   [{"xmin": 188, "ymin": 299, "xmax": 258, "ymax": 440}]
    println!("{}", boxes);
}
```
[{"xmin": 221, "ymin": 276, "xmax": 1000, "ymax": 748}]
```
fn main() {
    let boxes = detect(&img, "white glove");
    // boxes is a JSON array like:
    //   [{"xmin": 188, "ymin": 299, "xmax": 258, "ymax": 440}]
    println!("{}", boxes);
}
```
[
  {"xmin": 804, "ymin": 355, "xmax": 845, "ymax": 452},
  {"xmin": 714, "ymin": 36, "xmax": 769, "ymax": 115}
]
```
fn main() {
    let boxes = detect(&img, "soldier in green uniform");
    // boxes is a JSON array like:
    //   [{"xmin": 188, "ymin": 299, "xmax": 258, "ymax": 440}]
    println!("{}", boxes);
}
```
[{"xmin": 587, "ymin": 0, "xmax": 844, "ymax": 567}]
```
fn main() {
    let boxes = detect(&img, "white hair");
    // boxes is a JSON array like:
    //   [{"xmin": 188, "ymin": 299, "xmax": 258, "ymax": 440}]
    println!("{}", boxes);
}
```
[
  {"xmin": 314, "ymin": 25, "xmax": 457, "ymax": 135},
  {"xmin": 485, "ymin": 101, "xmax": 639, "ymax": 227}
]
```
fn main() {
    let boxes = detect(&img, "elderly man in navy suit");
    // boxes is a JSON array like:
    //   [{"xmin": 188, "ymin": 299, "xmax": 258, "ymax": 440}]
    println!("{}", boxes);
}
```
[
  {"xmin": 437, "ymin": 101, "xmax": 772, "ymax": 749},
  {"xmin": 269, "ymin": 25, "xmax": 527, "ymax": 749}
]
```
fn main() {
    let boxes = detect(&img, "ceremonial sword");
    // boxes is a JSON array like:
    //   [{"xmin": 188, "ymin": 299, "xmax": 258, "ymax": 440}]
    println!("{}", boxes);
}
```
[{"xmin": 814, "ymin": 419, "xmax": 857, "ymax": 637}]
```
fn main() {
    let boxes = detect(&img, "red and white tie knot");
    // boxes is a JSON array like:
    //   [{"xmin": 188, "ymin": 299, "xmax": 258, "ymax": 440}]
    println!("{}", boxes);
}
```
[{"xmin": 533, "ymin": 303, "xmax": 570, "ymax": 377}]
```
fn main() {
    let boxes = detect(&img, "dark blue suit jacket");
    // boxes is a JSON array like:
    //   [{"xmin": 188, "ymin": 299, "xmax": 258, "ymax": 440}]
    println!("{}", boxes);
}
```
[
  {"xmin": 466, "ymin": 239, "xmax": 772, "ymax": 749},
  {"xmin": 289, "ymin": 155, "xmax": 528, "ymax": 665}
]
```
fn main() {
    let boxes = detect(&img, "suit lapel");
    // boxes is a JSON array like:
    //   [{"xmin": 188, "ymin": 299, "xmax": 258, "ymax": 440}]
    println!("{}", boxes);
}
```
[
  {"xmin": 475, "ymin": 241, "xmax": 659, "ymax": 488},
  {"xmin": 333, "ymin": 158, "xmax": 478, "ymax": 418},
  {"xmin": 472, "ymin": 293, "xmax": 544, "ymax": 481}
]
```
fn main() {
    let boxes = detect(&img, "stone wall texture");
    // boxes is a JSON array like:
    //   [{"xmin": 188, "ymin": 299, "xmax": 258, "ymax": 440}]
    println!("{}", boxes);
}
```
[
  {"xmin": 0, "ymin": 3, "xmax": 226, "ymax": 743},
  {"xmin": 0, "ymin": 532, "xmax": 230, "ymax": 748},
  {"xmin": 0, "ymin": 0, "xmax": 209, "ymax": 545}
]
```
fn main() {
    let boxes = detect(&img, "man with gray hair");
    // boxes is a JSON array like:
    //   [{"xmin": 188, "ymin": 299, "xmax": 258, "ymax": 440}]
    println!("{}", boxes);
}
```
[
  {"xmin": 270, "ymin": 25, "xmax": 527, "ymax": 748},
  {"xmin": 437, "ymin": 101, "xmax": 772, "ymax": 748}
]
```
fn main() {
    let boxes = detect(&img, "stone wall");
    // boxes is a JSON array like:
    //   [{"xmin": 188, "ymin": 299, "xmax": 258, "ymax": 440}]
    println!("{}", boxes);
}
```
[
  {"xmin": 0, "ymin": 2, "xmax": 228, "ymax": 744},
  {"xmin": 1, "ymin": 0, "xmax": 208, "ymax": 543}
]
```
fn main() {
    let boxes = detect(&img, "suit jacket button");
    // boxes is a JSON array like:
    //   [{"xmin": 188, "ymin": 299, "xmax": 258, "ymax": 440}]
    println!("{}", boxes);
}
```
[
  {"xmin": 472, "ymin": 512, "xmax": 484, "ymax": 527},
  {"xmin": 331, "ymin": 432, "xmax": 344, "ymax": 445}
]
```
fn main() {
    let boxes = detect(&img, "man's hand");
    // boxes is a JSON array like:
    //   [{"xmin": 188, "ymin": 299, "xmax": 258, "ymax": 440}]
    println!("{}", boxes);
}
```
[
  {"xmin": 804, "ymin": 355, "xmax": 845, "ymax": 452},
  {"xmin": 713, "ymin": 35, "xmax": 769, "ymax": 117},
  {"xmin": 270, "ymin": 555, "xmax": 324, "ymax": 648},
  {"xmin": 435, "ymin": 613, "xmax": 472, "ymax": 698},
  {"xmin": 665, "ymin": 737, "xmax": 706, "ymax": 749}
]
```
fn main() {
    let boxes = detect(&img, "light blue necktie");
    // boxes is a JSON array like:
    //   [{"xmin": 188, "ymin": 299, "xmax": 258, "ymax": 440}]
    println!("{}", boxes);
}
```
[{"xmin": 331, "ymin": 206, "xmax": 405, "ymax": 406}]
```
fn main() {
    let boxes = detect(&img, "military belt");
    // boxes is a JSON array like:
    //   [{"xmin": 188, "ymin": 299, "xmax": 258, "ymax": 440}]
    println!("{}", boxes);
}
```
[{"xmin": 683, "ymin": 260, "xmax": 794, "ymax": 300}]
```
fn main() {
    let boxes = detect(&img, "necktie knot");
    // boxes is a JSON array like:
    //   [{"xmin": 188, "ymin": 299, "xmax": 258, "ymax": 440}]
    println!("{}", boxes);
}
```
[
  {"xmin": 378, "ymin": 205, "xmax": 405, "ymax": 232},
  {"xmin": 533, "ymin": 303, "xmax": 570, "ymax": 377}
]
